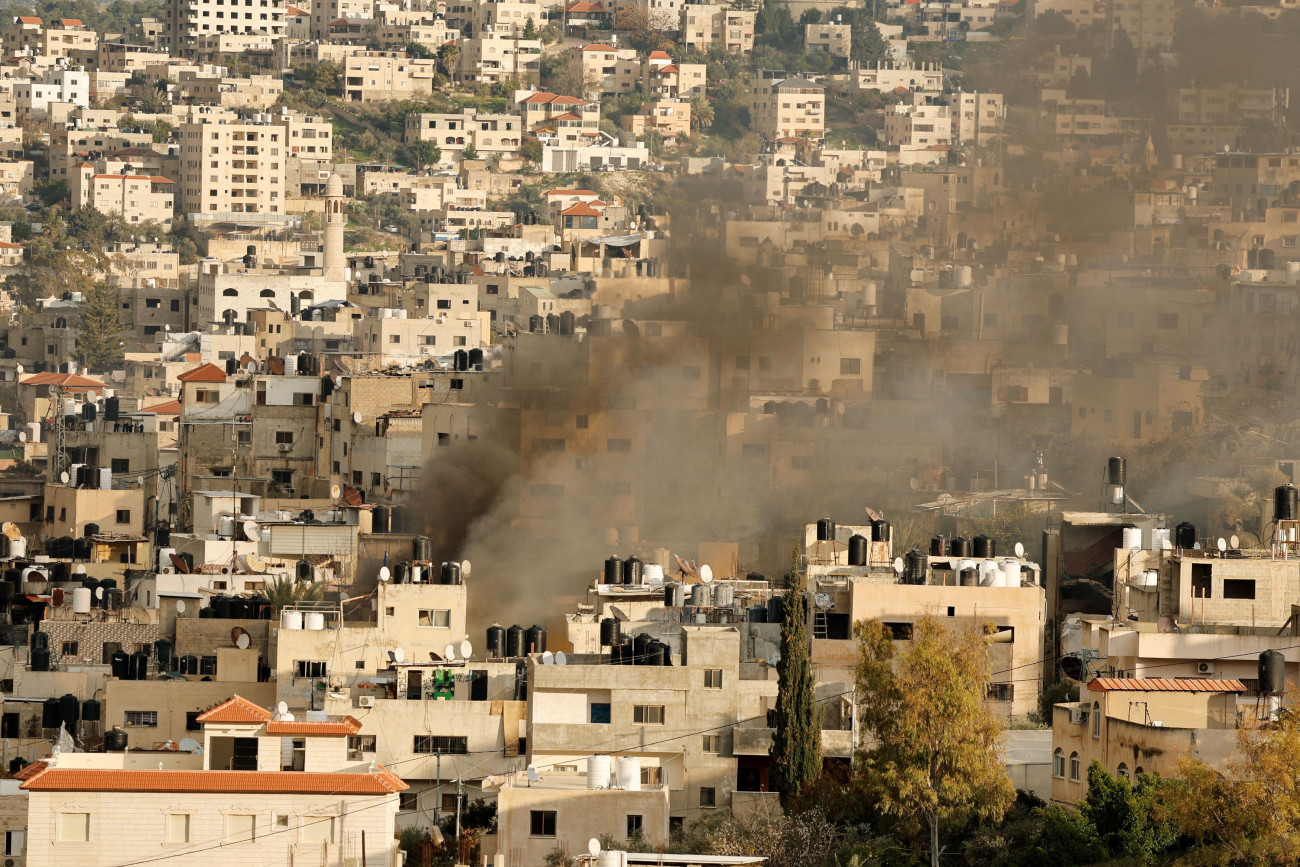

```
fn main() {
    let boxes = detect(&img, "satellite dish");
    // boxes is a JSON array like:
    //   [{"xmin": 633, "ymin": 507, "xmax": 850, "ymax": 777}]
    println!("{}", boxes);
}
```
[
  {"xmin": 17, "ymin": 432, "xmax": 24, "ymax": 442},
  {"xmin": 277, "ymin": 701, "xmax": 288, "ymax": 715},
  {"xmin": 246, "ymin": 553, "xmax": 267, "ymax": 572},
  {"xmin": 1, "ymin": 523, "xmax": 17, "ymax": 540},
  {"xmin": 700, "ymin": 564, "xmax": 713, "ymax": 583},
  {"xmin": 444, "ymin": 644, "xmax": 456, "ymax": 661},
  {"xmin": 237, "ymin": 633, "xmax": 250, "ymax": 649},
  {"xmin": 1014, "ymin": 542, "xmax": 1025, "ymax": 558},
  {"xmin": 330, "ymin": 484, "xmax": 341, "ymax": 500},
  {"xmin": 554, "ymin": 651, "xmax": 567, "ymax": 666},
  {"xmin": 460, "ymin": 639, "xmax": 472, "ymax": 658},
  {"xmin": 588, "ymin": 838, "xmax": 601, "ymax": 857},
  {"xmin": 59, "ymin": 471, "xmax": 69, "ymax": 484},
  {"xmin": 94, "ymin": 586, "xmax": 103, "ymax": 600},
  {"xmin": 393, "ymin": 647, "xmax": 405, "ymax": 663},
  {"xmin": 1157, "ymin": 615, "xmax": 1181, "ymax": 634},
  {"xmin": 1162, "ymin": 539, "xmax": 1173, "ymax": 551},
  {"xmin": 527, "ymin": 764, "xmax": 540, "ymax": 783},
  {"xmin": 175, "ymin": 599, "xmax": 186, "ymax": 613},
  {"xmin": 352, "ymin": 411, "xmax": 363, "ymax": 424},
  {"xmin": 1231, "ymin": 534, "xmax": 1240, "ymax": 549},
  {"xmin": 243, "ymin": 520, "xmax": 261, "ymax": 542},
  {"xmin": 1193, "ymin": 542, "xmax": 1203, "ymax": 550},
  {"xmin": 460, "ymin": 560, "xmax": 472, "ymax": 578},
  {"xmin": 230, "ymin": 626, "xmax": 248, "ymax": 646},
  {"xmin": 14, "ymin": 364, "xmax": 21, "ymax": 374},
  {"xmin": 245, "ymin": 361, "xmax": 259, "ymax": 373},
  {"xmin": 178, "ymin": 737, "xmax": 202, "ymax": 753},
  {"xmin": 909, "ymin": 477, "xmax": 919, "ymax": 491},
  {"xmin": 893, "ymin": 557, "xmax": 904, "ymax": 574},
  {"xmin": 541, "ymin": 650, "xmax": 554, "ymax": 665},
  {"xmin": 378, "ymin": 566, "xmax": 391, "ymax": 582},
  {"xmin": 74, "ymin": 564, "xmax": 85, "ymax": 574},
  {"xmin": 1217, "ymin": 537, "xmax": 1228, "ymax": 552}
]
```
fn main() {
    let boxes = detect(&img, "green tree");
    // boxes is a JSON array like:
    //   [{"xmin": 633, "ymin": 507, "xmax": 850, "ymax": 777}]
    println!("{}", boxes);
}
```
[
  {"xmin": 1035, "ymin": 678, "xmax": 1078, "ymax": 725},
  {"xmin": 521, "ymin": 138, "xmax": 543, "ymax": 164},
  {"xmin": 770, "ymin": 573, "xmax": 821, "ymax": 810},
  {"xmin": 854, "ymin": 616, "xmax": 1015, "ymax": 867},
  {"xmin": 76, "ymin": 281, "xmax": 127, "ymax": 373},
  {"xmin": 523, "ymin": 16, "xmax": 538, "ymax": 39},
  {"xmin": 690, "ymin": 95, "xmax": 714, "ymax": 132},
  {"xmin": 252, "ymin": 575, "xmax": 326, "ymax": 608},
  {"xmin": 1022, "ymin": 804, "xmax": 1107, "ymax": 866},
  {"xmin": 461, "ymin": 144, "xmax": 479, "ymax": 161},
  {"xmin": 1079, "ymin": 762, "xmax": 1178, "ymax": 862},
  {"xmin": 409, "ymin": 139, "xmax": 442, "ymax": 171},
  {"xmin": 406, "ymin": 40, "xmax": 435, "ymax": 59}
]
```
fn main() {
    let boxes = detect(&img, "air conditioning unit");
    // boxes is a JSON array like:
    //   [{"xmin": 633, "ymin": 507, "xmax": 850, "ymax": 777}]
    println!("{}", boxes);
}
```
[
  {"xmin": 278, "ymin": 443, "xmax": 293, "ymax": 454},
  {"xmin": 358, "ymin": 695, "xmax": 376, "ymax": 708},
  {"xmin": 1197, "ymin": 661, "xmax": 1215, "ymax": 675},
  {"xmin": 1068, "ymin": 708, "xmax": 1087, "ymax": 725}
]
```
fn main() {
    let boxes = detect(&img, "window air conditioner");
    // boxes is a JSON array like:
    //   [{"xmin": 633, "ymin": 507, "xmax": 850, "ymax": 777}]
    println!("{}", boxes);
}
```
[
  {"xmin": 278, "ymin": 443, "xmax": 293, "ymax": 453},
  {"xmin": 358, "ymin": 695, "xmax": 376, "ymax": 708},
  {"xmin": 1069, "ymin": 708, "xmax": 1087, "ymax": 725},
  {"xmin": 1197, "ymin": 661, "xmax": 1215, "ymax": 675}
]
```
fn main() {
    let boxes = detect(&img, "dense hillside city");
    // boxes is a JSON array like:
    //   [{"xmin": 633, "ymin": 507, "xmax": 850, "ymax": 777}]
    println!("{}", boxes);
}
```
[{"xmin": 0, "ymin": 0, "xmax": 1294, "ymax": 863}]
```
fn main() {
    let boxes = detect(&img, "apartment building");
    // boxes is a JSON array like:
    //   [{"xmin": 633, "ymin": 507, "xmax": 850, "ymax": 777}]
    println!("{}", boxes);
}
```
[
  {"xmin": 679, "ymin": 4, "xmax": 754, "ymax": 53},
  {"xmin": 643, "ymin": 54, "xmax": 705, "ymax": 99},
  {"xmin": 622, "ymin": 100, "xmax": 691, "ymax": 142},
  {"xmin": 747, "ymin": 74, "xmax": 825, "ymax": 140},
  {"xmin": 343, "ymin": 51, "xmax": 438, "ymax": 101},
  {"xmin": 2, "ymin": 16, "xmax": 98, "ymax": 58},
  {"xmin": 13, "ymin": 67, "xmax": 90, "ymax": 118},
  {"xmin": 308, "ymin": 0, "xmax": 375, "ymax": 38},
  {"xmin": 405, "ymin": 109, "xmax": 524, "ymax": 155},
  {"xmin": 165, "ymin": 0, "xmax": 286, "ymax": 55},
  {"xmin": 458, "ymin": 30, "xmax": 542, "ymax": 85},
  {"xmin": 882, "ymin": 102, "xmax": 952, "ymax": 148},
  {"xmin": 581, "ymin": 42, "xmax": 640, "ymax": 97},
  {"xmin": 1108, "ymin": 0, "xmax": 1175, "ymax": 51},
  {"xmin": 948, "ymin": 91, "xmax": 1004, "ymax": 146},
  {"xmin": 69, "ymin": 169, "xmax": 175, "ymax": 228},
  {"xmin": 805, "ymin": 22, "xmax": 851, "ymax": 59},
  {"xmin": 176, "ymin": 111, "xmax": 287, "ymax": 220}
]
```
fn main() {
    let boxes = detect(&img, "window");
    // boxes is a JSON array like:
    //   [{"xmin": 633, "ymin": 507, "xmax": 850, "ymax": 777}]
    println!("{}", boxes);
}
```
[
  {"xmin": 348, "ymin": 735, "xmax": 376, "ymax": 759},
  {"xmin": 576, "ymin": 415, "xmax": 589, "ymax": 429},
  {"xmin": 225, "ymin": 814, "xmax": 255, "ymax": 844},
  {"xmin": 125, "ymin": 710, "xmax": 158, "ymax": 727},
  {"xmin": 883, "ymin": 622, "xmax": 913, "ymax": 640},
  {"xmin": 627, "ymin": 814, "xmax": 643, "ymax": 838},
  {"xmin": 275, "ymin": 430, "xmax": 295, "ymax": 444},
  {"xmin": 167, "ymin": 814, "xmax": 190, "ymax": 843},
  {"xmin": 418, "ymin": 609, "xmax": 451, "ymax": 628},
  {"xmin": 702, "ymin": 735, "xmax": 721, "ymax": 753},
  {"xmin": 111, "ymin": 459, "xmax": 129, "ymax": 474},
  {"xmin": 399, "ymin": 791, "xmax": 419, "ymax": 811},
  {"xmin": 704, "ymin": 669, "xmax": 722, "ymax": 689},
  {"xmin": 186, "ymin": 712, "xmax": 201, "ymax": 731},
  {"xmin": 1069, "ymin": 752, "xmax": 1080, "ymax": 781},
  {"xmin": 633, "ymin": 705, "xmax": 665, "ymax": 724},
  {"xmin": 1191, "ymin": 563, "xmax": 1213, "ymax": 598},
  {"xmin": 700, "ymin": 787, "xmax": 716, "ymax": 807},
  {"xmin": 590, "ymin": 703, "xmax": 611, "ymax": 724},
  {"xmin": 1117, "ymin": 762, "xmax": 1129, "ymax": 780},
  {"xmin": 115, "ymin": 510, "xmax": 131, "ymax": 524},
  {"xmin": 295, "ymin": 660, "xmax": 327, "ymax": 678},
  {"xmin": 61, "ymin": 641, "xmax": 77, "ymax": 656},
  {"xmin": 1053, "ymin": 748, "xmax": 1065, "ymax": 778},
  {"xmin": 840, "ymin": 357, "xmax": 861, "ymax": 375},
  {"xmin": 530, "ymin": 810, "xmax": 557, "ymax": 837},
  {"xmin": 58, "ymin": 812, "xmax": 89, "ymax": 842},
  {"xmin": 1224, "ymin": 579, "xmax": 1256, "ymax": 599},
  {"xmin": 413, "ymin": 735, "xmax": 468, "ymax": 754},
  {"xmin": 1092, "ymin": 702, "xmax": 1101, "ymax": 738},
  {"xmin": 1156, "ymin": 312, "xmax": 1178, "ymax": 329},
  {"xmin": 987, "ymin": 683, "xmax": 1014, "ymax": 702}
]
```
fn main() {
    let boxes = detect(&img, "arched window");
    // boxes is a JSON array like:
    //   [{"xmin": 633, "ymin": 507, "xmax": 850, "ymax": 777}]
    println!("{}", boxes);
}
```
[
  {"xmin": 1135, "ymin": 766, "xmax": 1144, "ymax": 776},
  {"xmin": 1069, "ymin": 752, "xmax": 1081, "ymax": 782},
  {"xmin": 1092, "ymin": 702, "xmax": 1101, "ymax": 738},
  {"xmin": 222, "ymin": 288, "xmax": 238, "ymax": 297},
  {"xmin": 1053, "ymin": 748, "xmax": 1065, "ymax": 779},
  {"xmin": 259, "ymin": 289, "xmax": 276, "ymax": 298},
  {"xmin": 1117, "ymin": 763, "xmax": 1129, "ymax": 780}
]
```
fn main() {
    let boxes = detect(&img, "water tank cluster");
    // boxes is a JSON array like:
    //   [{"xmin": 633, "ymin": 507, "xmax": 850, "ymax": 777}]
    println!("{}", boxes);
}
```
[
  {"xmin": 386, "ymin": 558, "xmax": 464, "ymax": 585},
  {"xmin": 607, "ymin": 632, "xmax": 671, "ymax": 666},
  {"xmin": 199, "ymin": 596, "xmax": 267, "ymax": 620},
  {"xmin": 487, "ymin": 624, "xmax": 548, "ymax": 658},
  {"xmin": 110, "ymin": 650, "xmax": 152, "ymax": 680},
  {"xmin": 603, "ymin": 555, "xmax": 649, "ymax": 586}
]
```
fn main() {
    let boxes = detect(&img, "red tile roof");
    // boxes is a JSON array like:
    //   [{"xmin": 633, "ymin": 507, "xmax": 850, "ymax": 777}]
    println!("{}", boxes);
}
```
[
  {"xmin": 16, "ymin": 17, "xmax": 41, "ymax": 25},
  {"xmin": 143, "ymin": 399, "xmax": 181, "ymax": 414},
  {"xmin": 177, "ymin": 362, "xmax": 228, "ymax": 383},
  {"xmin": 560, "ymin": 201, "xmax": 602, "ymax": 217},
  {"xmin": 647, "ymin": 50, "xmax": 671, "ymax": 59},
  {"xmin": 286, "ymin": 5, "xmax": 308, "ymax": 13},
  {"xmin": 195, "ymin": 694, "xmax": 272, "ymax": 724},
  {"xmin": 59, "ymin": 18, "xmax": 83, "ymax": 26},
  {"xmin": 1088, "ymin": 677, "xmax": 1247, "ymax": 693},
  {"xmin": 582, "ymin": 43, "xmax": 616, "ymax": 51},
  {"xmin": 565, "ymin": 1, "xmax": 605, "ymax": 11},
  {"xmin": 266, "ymin": 716, "xmax": 362, "ymax": 736},
  {"xmin": 20, "ymin": 766, "xmax": 408, "ymax": 794},
  {"xmin": 20, "ymin": 372, "xmax": 106, "ymax": 389},
  {"xmin": 545, "ymin": 189, "xmax": 598, "ymax": 197}
]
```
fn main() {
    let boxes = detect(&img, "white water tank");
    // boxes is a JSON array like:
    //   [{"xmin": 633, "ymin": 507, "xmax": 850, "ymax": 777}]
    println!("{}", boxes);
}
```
[
  {"xmin": 616, "ymin": 756, "xmax": 641, "ymax": 791},
  {"xmin": 157, "ymin": 546, "xmax": 176, "ymax": 571},
  {"xmin": 284, "ymin": 354, "xmax": 298, "ymax": 376},
  {"xmin": 27, "ymin": 422, "xmax": 39, "ymax": 443},
  {"xmin": 586, "ymin": 754, "xmax": 612, "ymax": 789},
  {"xmin": 597, "ymin": 850, "xmax": 625, "ymax": 867},
  {"xmin": 62, "ymin": 399, "xmax": 76, "ymax": 417},
  {"xmin": 410, "ymin": 565, "xmax": 423, "ymax": 583},
  {"xmin": 304, "ymin": 612, "xmax": 325, "ymax": 631},
  {"xmin": 99, "ymin": 467, "xmax": 111, "ymax": 490},
  {"xmin": 282, "ymin": 610, "xmax": 304, "ymax": 630},
  {"xmin": 11, "ymin": 537, "xmax": 26, "ymax": 558},
  {"xmin": 643, "ymin": 564, "xmax": 664, "ymax": 585},
  {"xmin": 1151, "ymin": 527, "xmax": 1171, "ymax": 550},
  {"xmin": 218, "ymin": 516, "xmax": 235, "ymax": 538},
  {"xmin": 999, "ymin": 560, "xmax": 1020, "ymax": 589},
  {"xmin": 1122, "ymin": 527, "xmax": 1143, "ymax": 552},
  {"xmin": 72, "ymin": 586, "xmax": 92, "ymax": 614}
]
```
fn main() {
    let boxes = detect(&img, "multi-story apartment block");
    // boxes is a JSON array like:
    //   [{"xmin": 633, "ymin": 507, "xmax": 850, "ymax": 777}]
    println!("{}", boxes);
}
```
[
  {"xmin": 644, "ymin": 52, "xmax": 705, "ymax": 98},
  {"xmin": 458, "ymin": 30, "xmax": 542, "ymax": 85},
  {"xmin": 747, "ymin": 74, "xmax": 825, "ymax": 140},
  {"xmin": 581, "ymin": 42, "xmax": 640, "ymax": 97},
  {"xmin": 176, "ymin": 111, "xmax": 287, "ymax": 220},
  {"xmin": 308, "ymin": 0, "xmax": 374, "ymax": 38},
  {"xmin": 473, "ymin": 0, "xmax": 546, "ymax": 35},
  {"xmin": 679, "ymin": 4, "xmax": 754, "ymax": 53},
  {"xmin": 1108, "ymin": 0, "xmax": 1174, "ymax": 51},
  {"xmin": 165, "ymin": 0, "xmax": 286, "ymax": 55},
  {"xmin": 343, "ymin": 51, "xmax": 438, "ymax": 101},
  {"xmin": 2, "ymin": 16, "xmax": 98, "ymax": 59},
  {"xmin": 805, "ymin": 22, "xmax": 851, "ymax": 59},
  {"xmin": 69, "ymin": 168, "xmax": 175, "ymax": 227},
  {"xmin": 405, "ymin": 109, "xmax": 524, "ymax": 154},
  {"xmin": 948, "ymin": 91, "xmax": 1004, "ymax": 146},
  {"xmin": 13, "ymin": 67, "xmax": 90, "ymax": 118}
]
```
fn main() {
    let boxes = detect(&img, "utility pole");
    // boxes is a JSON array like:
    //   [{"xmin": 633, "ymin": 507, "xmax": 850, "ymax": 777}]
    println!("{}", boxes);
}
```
[{"xmin": 433, "ymin": 750, "xmax": 442, "ymax": 827}]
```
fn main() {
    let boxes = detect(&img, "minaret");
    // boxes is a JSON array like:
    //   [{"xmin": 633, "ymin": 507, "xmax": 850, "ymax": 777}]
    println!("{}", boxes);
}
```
[{"xmin": 323, "ymin": 173, "xmax": 345, "ymax": 280}]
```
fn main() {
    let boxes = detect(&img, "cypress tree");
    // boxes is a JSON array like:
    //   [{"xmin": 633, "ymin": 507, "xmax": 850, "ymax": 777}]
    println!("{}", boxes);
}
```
[
  {"xmin": 77, "ymin": 281, "xmax": 127, "ymax": 374},
  {"xmin": 770, "ymin": 581, "xmax": 821, "ymax": 809}
]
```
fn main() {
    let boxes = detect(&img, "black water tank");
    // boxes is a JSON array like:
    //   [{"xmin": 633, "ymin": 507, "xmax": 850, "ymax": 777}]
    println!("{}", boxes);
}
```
[
  {"xmin": 104, "ymin": 397, "xmax": 120, "ymax": 421},
  {"xmin": 296, "ymin": 559, "xmax": 311, "ymax": 581},
  {"xmin": 129, "ymin": 652, "xmax": 149, "ymax": 680},
  {"xmin": 599, "ymin": 617, "xmax": 620, "ymax": 647},
  {"xmin": 1260, "ymin": 649, "xmax": 1287, "ymax": 694},
  {"xmin": 1107, "ymin": 456, "xmax": 1126, "ymax": 486},
  {"xmin": 604, "ymin": 556, "xmax": 622, "ymax": 585},
  {"xmin": 373, "ymin": 506, "xmax": 391, "ymax": 533},
  {"xmin": 871, "ymin": 520, "xmax": 891, "ymax": 542},
  {"xmin": 559, "ymin": 311, "xmax": 575, "ymax": 335},
  {"xmin": 1277, "ymin": 485, "xmax": 1299, "ymax": 522},
  {"xmin": 30, "ymin": 631, "xmax": 48, "ymax": 651},
  {"xmin": 83, "ymin": 522, "xmax": 99, "ymax": 538},
  {"xmin": 622, "ymin": 556, "xmax": 643, "ymax": 585},
  {"xmin": 526, "ymin": 625, "xmax": 547, "ymax": 654},
  {"xmin": 929, "ymin": 536, "xmax": 944, "ymax": 556},
  {"xmin": 609, "ymin": 643, "xmax": 624, "ymax": 665},
  {"xmin": 155, "ymin": 639, "xmax": 173, "ymax": 667},
  {"xmin": 470, "ymin": 669, "xmax": 487, "ymax": 701},
  {"xmin": 440, "ymin": 561, "xmax": 461, "ymax": 585},
  {"xmin": 110, "ymin": 650, "xmax": 129, "ymax": 679},
  {"xmin": 633, "ymin": 633, "xmax": 654, "ymax": 664},
  {"xmin": 81, "ymin": 698, "xmax": 100, "ymax": 722},
  {"xmin": 973, "ymin": 535, "xmax": 995, "ymax": 558},
  {"xmin": 847, "ymin": 534, "xmax": 868, "ymax": 566},
  {"xmin": 72, "ymin": 538, "xmax": 92, "ymax": 561},
  {"xmin": 948, "ymin": 537, "xmax": 972, "ymax": 558},
  {"xmin": 747, "ymin": 605, "xmax": 768, "ymax": 623},
  {"xmin": 200, "ymin": 655, "xmax": 217, "ymax": 675},
  {"xmin": 904, "ymin": 550, "xmax": 928, "ymax": 585},
  {"xmin": 7, "ymin": 758, "xmax": 25, "ymax": 775},
  {"xmin": 412, "ymin": 536, "xmax": 433, "ymax": 561},
  {"xmin": 767, "ymin": 594, "xmax": 785, "ymax": 624},
  {"xmin": 486, "ymin": 624, "xmax": 505, "ymax": 658},
  {"xmin": 42, "ymin": 697, "xmax": 60, "ymax": 728},
  {"xmin": 0, "ymin": 583, "xmax": 12, "ymax": 607},
  {"xmin": 60, "ymin": 693, "xmax": 78, "ymax": 727},
  {"xmin": 645, "ymin": 641, "xmax": 667, "ymax": 666},
  {"xmin": 505, "ymin": 625, "xmax": 525, "ymax": 658},
  {"xmin": 1175, "ymin": 521, "xmax": 1197, "ymax": 549},
  {"xmin": 394, "ymin": 562, "xmax": 410, "ymax": 584},
  {"xmin": 104, "ymin": 728, "xmax": 128, "ymax": 751},
  {"xmin": 816, "ymin": 518, "xmax": 835, "ymax": 541},
  {"xmin": 180, "ymin": 655, "xmax": 199, "ymax": 675},
  {"xmin": 155, "ymin": 524, "xmax": 171, "ymax": 547},
  {"xmin": 30, "ymin": 647, "xmax": 49, "ymax": 671}
]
